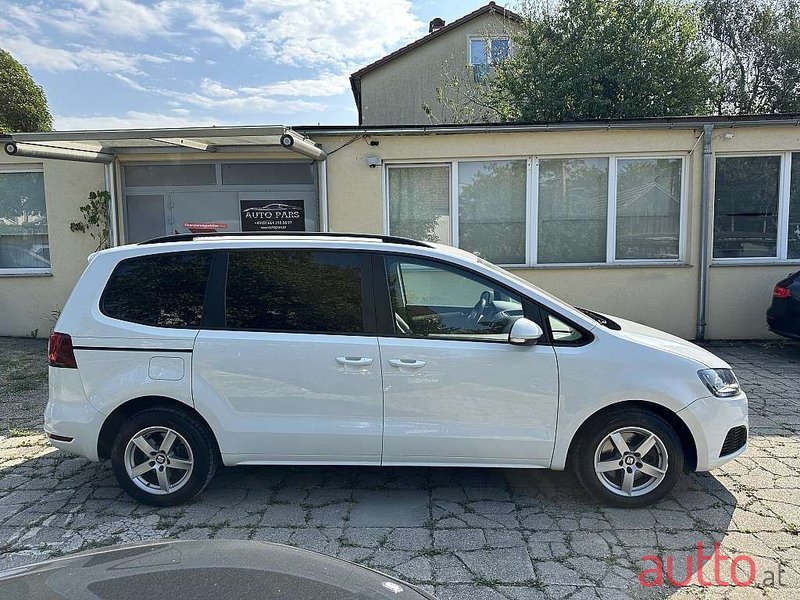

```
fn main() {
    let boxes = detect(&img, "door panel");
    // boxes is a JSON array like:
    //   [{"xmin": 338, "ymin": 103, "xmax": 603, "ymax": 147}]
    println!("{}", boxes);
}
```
[
  {"xmin": 380, "ymin": 337, "xmax": 558, "ymax": 464},
  {"xmin": 193, "ymin": 331, "xmax": 382, "ymax": 463},
  {"xmin": 191, "ymin": 248, "xmax": 381, "ymax": 464},
  {"xmin": 378, "ymin": 255, "xmax": 559, "ymax": 465}
]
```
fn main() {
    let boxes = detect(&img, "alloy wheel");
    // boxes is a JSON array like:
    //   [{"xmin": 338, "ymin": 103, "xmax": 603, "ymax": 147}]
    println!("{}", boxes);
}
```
[
  {"xmin": 593, "ymin": 426, "xmax": 668, "ymax": 497},
  {"xmin": 124, "ymin": 426, "xmax": 194, "ymax": 495}
]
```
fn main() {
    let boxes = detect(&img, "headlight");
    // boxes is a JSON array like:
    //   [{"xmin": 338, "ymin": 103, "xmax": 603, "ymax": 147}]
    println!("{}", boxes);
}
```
[{"xmin": 698, "ymin": 368, "xmax": 740, "ymax": 398}]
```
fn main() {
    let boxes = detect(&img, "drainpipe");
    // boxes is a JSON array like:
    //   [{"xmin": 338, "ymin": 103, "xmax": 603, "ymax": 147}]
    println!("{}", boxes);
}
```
[
  {"xmin": 104, "ymin": 161, "xmax": 120, "ymax": 247},
  {"xmin": 696, "ymin": 124, "xmax": 714, "ymax": 340}
]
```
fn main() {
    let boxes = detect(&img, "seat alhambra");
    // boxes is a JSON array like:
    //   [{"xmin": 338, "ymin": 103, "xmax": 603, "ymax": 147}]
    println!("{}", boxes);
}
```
[{"xmin": 46, "ymin": 233, "xmax": 748, "ymax": 508}]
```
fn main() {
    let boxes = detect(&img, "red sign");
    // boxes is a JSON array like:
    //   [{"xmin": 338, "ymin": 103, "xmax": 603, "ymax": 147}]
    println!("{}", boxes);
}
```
[{"xmin": 183, "ymin": 222, "xmax": 228, "ymax": 233}]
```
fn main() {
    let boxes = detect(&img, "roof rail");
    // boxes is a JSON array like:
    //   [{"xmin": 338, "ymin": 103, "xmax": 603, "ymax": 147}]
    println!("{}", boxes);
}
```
[{"xmin": 138, "ymin": 231, "xmax": 433, "ymax": 248}]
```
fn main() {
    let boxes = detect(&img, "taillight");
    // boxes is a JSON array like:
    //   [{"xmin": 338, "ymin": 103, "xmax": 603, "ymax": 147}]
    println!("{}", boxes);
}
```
[
  {"xmin": 48, "ymin": 332, "xmax": 77, "ymax": 368},
  {"xmin": 773, "ymin": 285, "xmax": 792, "ymax": 299}
]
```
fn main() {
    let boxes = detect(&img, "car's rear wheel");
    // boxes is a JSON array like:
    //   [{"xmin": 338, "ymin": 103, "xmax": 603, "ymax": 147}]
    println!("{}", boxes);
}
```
[
  {"xmin": 572, "ymin": 407, "xmax": 684, "ymax": 508},
  {"xmin": 111, "ymin": 407, "xmax": 217, "ymax": 506}
]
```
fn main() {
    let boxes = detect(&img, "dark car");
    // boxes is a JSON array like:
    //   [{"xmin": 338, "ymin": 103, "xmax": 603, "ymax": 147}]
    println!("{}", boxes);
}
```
[
  {"xmin": 767, "ymin": 270, "xmax": 800, "ymax": 340},
  {"xmin": 0, "ymin": 540, "xmax": 437, "ymax": 600}
]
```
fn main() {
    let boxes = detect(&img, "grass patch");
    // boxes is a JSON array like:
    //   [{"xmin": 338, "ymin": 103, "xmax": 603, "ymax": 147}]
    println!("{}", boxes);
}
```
[
  {"xmin": 0, "ymin": 353, "xmax": 47, "ymax": 395},
  {"xmin": 7, "ymin": 428, "xmax": 38, "ymax": 438}
]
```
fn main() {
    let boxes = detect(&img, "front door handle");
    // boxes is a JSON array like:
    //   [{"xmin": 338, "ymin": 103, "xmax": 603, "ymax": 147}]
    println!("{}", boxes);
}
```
[
  {"xmin": 388, "ymin": 358, "xmax": 427, "ymax": 369},
  {"xmin": 336, "ymin": 356, "xmax": 374, "ymax": 366}
]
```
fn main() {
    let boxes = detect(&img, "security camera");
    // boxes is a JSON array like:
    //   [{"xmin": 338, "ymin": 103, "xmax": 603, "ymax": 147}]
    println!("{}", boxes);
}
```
[{"xmin": 365, "ymin": 156, "xmax": 382, "ymax": 168}]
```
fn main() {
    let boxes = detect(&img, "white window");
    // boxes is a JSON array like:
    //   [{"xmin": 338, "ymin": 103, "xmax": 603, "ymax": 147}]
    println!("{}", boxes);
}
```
[
  {"xmin": 469, "ymin": 37, "xmax": 510, "ymax": 82},
  {"xmin": 457, "ymin": 160, "xmax": 527, "ymax": 264},
  {"xmin": 616, "ymin": 158, "xmax": 683, "ymax": 260},
  {"xmin": 385, "ymin": 156, "xmax": 686, "ymax": 267},
  {"xmin": 387, "ymin": 165, "xmax": 451, "ymax": 244},
  {"xmin": 711, "ymin": 154, "xmax": 800, "ymax": 261},
  {"xmin": 538, "ymin": 158, "xmax": 609, "ymax": 264},
  {"xmin": 469, "ymin": 37, "xmax": 510, "ymax": 65},
  {"xmin": 0, "ymin": 166, "xmax": 50, "ymax": 273}
]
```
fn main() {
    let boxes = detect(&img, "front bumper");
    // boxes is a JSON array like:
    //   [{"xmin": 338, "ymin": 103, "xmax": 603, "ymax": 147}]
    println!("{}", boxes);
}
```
[{"xmin": 677, "ymin": 392, "xmax": 748, "ymax": 471}]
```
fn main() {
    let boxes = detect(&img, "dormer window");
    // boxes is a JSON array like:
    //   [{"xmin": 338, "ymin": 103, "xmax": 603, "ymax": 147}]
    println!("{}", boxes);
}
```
[{"xmin": 469, "ymin": 37, "xmax": 510, "ymax": 82}]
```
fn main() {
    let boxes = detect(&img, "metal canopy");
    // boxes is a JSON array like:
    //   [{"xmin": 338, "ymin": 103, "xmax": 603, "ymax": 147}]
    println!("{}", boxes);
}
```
[{"xmin": 4, "ymin": 126, "xmax": 326, "ymax": 161}]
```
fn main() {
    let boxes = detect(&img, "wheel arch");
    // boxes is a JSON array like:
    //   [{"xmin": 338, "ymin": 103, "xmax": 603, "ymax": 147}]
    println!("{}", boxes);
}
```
[
  {"xmin": 97, "ymin": 396, "xmax": 221, "ymax": 461},
  {"xmin": 563, "ymin": 400, "xmax": 698, "ymax": 473}
]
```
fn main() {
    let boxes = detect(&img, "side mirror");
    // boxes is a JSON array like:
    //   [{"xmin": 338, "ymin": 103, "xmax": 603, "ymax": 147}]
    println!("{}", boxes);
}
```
[{"xmin": 508, "ymin": 318, "xmax": 544, "ymax": 346}]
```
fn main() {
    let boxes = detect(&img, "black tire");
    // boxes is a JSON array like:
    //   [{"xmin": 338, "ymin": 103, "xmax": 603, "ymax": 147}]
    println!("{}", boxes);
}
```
[
  {"xmin": 110, "ymin": 407, "xmax": 218, "ymax": 506},
  {"xmin": 571, "ymin": 407, "xmax": 684, "ymax": 508}
]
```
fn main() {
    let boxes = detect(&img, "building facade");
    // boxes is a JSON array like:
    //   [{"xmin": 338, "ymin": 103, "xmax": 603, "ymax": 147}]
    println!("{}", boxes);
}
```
[
  {"xmin": 2, "ymin": 116, "xmax": 799, "ymax": 340},
  {"xmin": 350, "ymin": 2, "xmax": 523, "ymax": 125}
]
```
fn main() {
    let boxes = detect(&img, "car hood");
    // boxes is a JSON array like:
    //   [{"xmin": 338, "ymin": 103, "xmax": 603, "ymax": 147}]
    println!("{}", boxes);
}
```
[{"xmin": 601, "ymin": 314, "xmax": 729, "ymax": 369}]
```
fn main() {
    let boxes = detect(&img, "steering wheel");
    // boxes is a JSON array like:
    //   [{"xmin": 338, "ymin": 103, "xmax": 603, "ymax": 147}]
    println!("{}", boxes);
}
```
[{"xmin": 467, "ymin": 290, "xmax": 493, "ymax": 325}]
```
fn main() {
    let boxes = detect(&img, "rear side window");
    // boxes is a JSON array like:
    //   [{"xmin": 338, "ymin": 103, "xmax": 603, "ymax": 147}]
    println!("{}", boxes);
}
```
[
  {"xmin": 225, "ymin": 249, "xmax": 367, "ymax": 333},
  {"xmin": 101, "ymin": 252, "xmax": 212, "ymax": 327}
]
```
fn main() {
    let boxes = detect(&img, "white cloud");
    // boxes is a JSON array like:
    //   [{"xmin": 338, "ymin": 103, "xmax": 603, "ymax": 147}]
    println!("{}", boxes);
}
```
[
  {"xmin": 247, "ymin": 0, "xmax": 424, "ymax": 69},
  {"xmin": 4, "ymin": 35, "xmax": 193, "ymax": 74},
  {"xmin": 43, "ymin": 0, "xmax": 170, "ymax": 39},
  {"xmin": 53, "ymin": 110, "xmax": 231, "ymax": 130}
]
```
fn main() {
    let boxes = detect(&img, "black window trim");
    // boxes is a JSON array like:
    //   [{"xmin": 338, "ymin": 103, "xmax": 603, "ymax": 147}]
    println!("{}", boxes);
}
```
[
  {"xmin": 541, "ymin": 308, "xmax": 595, "ymax": 347},
  {"xmin": 204, "ymin": 247, "xmax": 378, "ymax": 336},
  {"xmin": 373, "ymin": 251, "xmax": 551, "ymax": 345}
]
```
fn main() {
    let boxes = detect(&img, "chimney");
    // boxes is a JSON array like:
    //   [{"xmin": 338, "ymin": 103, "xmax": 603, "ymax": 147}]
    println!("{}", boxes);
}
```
[{"xmin": 428, "ymin": 17, "xmax": 445, "ymax": 33}]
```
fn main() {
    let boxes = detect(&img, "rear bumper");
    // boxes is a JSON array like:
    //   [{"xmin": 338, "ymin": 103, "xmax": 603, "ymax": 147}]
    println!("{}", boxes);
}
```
[
  {"xmin": 45, "ymin": 367, "xmax": 104, "ymax": 462},
  {"xmin": 677, "ymin": 392, "xmax": 748, "ymax": 471},
  {"xmin": 767, "ymin": 300, "xmax": 800, "ymax": 339}
]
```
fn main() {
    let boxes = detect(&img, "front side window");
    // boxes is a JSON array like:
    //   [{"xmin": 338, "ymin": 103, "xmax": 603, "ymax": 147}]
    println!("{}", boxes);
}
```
[
  {"xmin": 225, "ymin": 250, "xmax": 366, "ymax": 333},
  {"xmin": 101, "ymin": 252, "xmax": 212, "ymax": 327},
  {"xmin": 457, "ymin": 160, "xmax": 526, "ymax": 264},
  {"xmin": 538, "ymin": 158, "xmax": 609, "ymax": 264},
  {"xmin": 616, "ymin": 158, "xmax": 682, "ymax": 260},
  {"xmin": 0, "ymin": 169, "xmax": 49, "ymax": 271},
  {"xmin": 388, "ymin": 165, "xmax": 451, "ymax": 244},
  {"xmin": 713, "ymin": 156, "xmax": 780, "ymax": 258},
  {"xmin": 385, "ymin": 256, "xmax": 524, "ymax": 341}
]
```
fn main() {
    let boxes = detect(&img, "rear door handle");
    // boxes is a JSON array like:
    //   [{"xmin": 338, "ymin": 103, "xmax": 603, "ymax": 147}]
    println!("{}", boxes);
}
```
[
  {"xmin": 336, "ymin": 356, "xmax": 374, "ymax": 366},
  {"xmin": 388, "ymin": 358, "xmax": 427, "ymax": 369}
]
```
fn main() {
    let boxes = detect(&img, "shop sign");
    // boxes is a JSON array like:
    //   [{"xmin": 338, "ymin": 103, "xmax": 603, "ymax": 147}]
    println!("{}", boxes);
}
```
[{"xmin": 240, "ymin": 200, "xmax": 305, "ymax": 232}]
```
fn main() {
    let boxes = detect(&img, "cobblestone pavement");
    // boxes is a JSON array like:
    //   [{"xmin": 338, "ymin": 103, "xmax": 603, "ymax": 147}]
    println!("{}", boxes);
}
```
[{"xmin": 1, "ymin": 337, "xmax": 799, "ymax": 598}]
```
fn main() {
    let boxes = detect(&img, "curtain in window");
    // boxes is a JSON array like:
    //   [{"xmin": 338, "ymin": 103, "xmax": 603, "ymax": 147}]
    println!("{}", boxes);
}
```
[
  {"xmin": 388, "ymin": 166, "xmax": 451, "ymax": 244},
  {"xmin": 0, "ymin": 171, "xmax": 49, "ymax": 270},
  {"xmin": 616, "ymin": 158, "xmax": 682, "ymax": 260},
  {"xmin": 538, "ymin": 158, "xmax": 608, "ymax": 263},
  {"xmin": 458, "ymin": 160, "xmax": 526, "ymax": 264}
]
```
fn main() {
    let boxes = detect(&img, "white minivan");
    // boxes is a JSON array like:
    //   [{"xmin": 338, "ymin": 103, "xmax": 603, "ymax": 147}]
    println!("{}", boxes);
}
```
[{"xmin": 46, "ymin": 233, "xmax": 748, "ymax": 508}]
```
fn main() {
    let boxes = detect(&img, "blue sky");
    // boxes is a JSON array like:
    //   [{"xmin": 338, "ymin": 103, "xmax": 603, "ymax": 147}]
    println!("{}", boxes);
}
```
[{"xmin": 1, "ymin": 0, "xmax": 492, "ymax": 130}]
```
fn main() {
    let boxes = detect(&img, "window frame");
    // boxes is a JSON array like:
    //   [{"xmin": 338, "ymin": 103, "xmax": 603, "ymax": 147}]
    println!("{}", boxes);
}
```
[
  {"xmin": 0, "ymin": 164, "xmax": 50, "ymax": 276},
  {"xmin": 207, "ymin": 248, "xmax": 377, "ymax": 336},
  {"xmin": 468, "ymin": 36, "xmax": 511, "ymax": 66},
  {"xmin": 711, "ymin": 151, "xmax": 795, "ymax": 264},
  {"xmin": 383, "ymin": 154, "xmax": 688, "ymax": 268}
]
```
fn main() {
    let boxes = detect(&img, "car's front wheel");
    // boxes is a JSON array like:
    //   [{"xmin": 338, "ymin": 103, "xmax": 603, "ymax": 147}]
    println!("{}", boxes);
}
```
[
  {"xmin": 110, "ymin": 407, "xmax": 218, "ymax": 506},
  {"xmin": 572, "ymin": 407, "xmax": 684, "ymax": 508}
]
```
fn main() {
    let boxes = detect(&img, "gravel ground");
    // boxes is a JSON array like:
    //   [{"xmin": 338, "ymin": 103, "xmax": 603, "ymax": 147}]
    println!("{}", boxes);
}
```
[{"xmin": 0, "ymin": 336, "xmax": 799, "ymax": 599}]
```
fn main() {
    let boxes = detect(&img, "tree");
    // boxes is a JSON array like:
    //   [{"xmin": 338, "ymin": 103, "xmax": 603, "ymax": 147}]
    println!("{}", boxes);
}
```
[
  {"xmin": 0, "ymin": 48, "xmax": 52, "ymax": 133},
  {"xmin": 485, "ymin": 0, "xmax": 712, "ymax": 121},
  {"xmin": 701, "ymin": 0, "xmax": 800, "ymax": 114}
]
